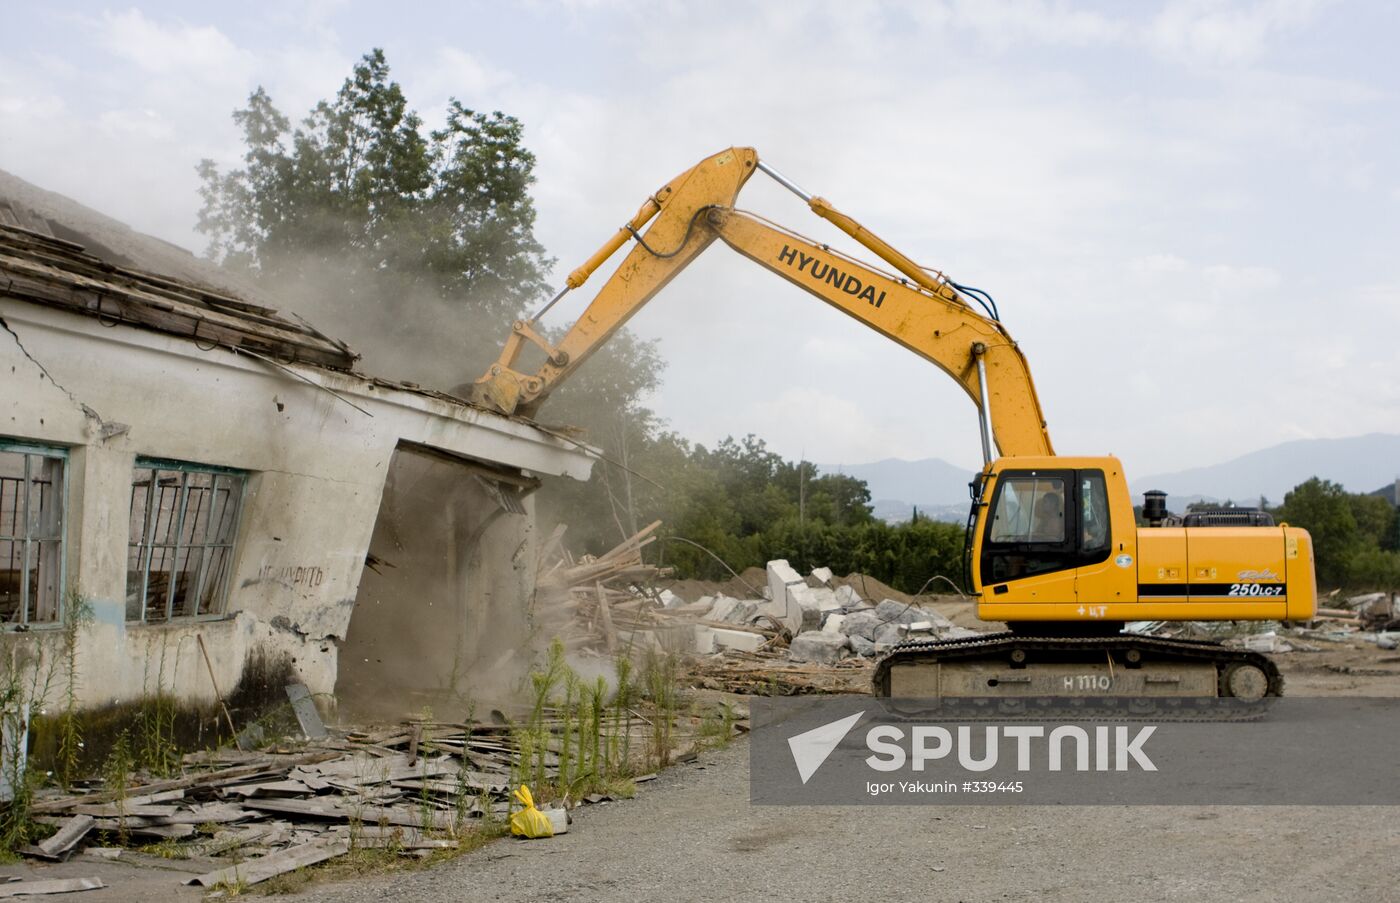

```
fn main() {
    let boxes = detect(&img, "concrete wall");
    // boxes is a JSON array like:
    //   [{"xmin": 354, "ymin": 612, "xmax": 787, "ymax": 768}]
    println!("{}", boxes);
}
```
[
  {"xmin": 0, "ymin": 299, "xmax": 591, "ymax": 711},
  {"xmin": 336, "ymin": 447, "xmax": 539, "ymax": 721}
]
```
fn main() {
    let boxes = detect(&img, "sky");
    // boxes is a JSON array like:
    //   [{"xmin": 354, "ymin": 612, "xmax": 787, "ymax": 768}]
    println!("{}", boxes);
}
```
[{"xmin": 3, "ymin": 1, "xmax": 1397, "ymax": 476}]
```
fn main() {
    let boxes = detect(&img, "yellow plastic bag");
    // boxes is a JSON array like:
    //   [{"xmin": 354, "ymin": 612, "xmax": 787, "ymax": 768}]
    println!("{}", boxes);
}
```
[{"xmin": 510, "ymin": 785, "xmax": 555, "ymax": 838}]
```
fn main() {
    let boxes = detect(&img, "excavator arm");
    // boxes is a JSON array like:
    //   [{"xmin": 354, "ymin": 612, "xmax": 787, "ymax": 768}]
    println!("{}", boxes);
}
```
[{"xmin": 471, "ymin": 146, "xmax": 1053, "ymax": 459}]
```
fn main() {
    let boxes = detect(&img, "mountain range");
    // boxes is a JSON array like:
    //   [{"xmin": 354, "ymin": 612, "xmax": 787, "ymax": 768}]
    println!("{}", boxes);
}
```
[{"xmin": 821, "ymin": 433, "xmax": 1400, "ymax": 523}]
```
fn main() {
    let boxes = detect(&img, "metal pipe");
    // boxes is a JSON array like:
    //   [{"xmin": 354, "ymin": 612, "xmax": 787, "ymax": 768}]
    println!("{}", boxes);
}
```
[
  {"xmin": 529, "ymin": 286, "xmax": 570, "ymax": 322},
  {"xmin": 756, "ymin": 160, "xmax": 814, "ymax": 203},
  {"xmin": 974, "ymin": 345, "xmax": 994, "ymax": 466}
]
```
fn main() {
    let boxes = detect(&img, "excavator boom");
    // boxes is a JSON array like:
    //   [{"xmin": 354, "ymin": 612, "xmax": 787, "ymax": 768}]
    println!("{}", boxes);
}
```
[{"xmin": 471, "ymin": 146, "xmax": 1052, "ymax": 457}]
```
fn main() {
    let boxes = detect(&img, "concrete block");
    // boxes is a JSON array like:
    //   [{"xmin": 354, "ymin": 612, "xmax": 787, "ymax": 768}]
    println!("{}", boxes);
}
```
[
  {"xmin": 849, "ymin": 635, "xmax": 876, "ymax": 657},
  {"xmin": 834, "ymin": 585, "xmax": 863, "ymax": 607},
  {"xmin": 822, "ymin": 613, "xmax": 847, "ymax": 634},
  {"xmin": 705, "ymin": 596, "xmax": 740, "ymax": 622},
  {"xmin": 1346, "ymin": 592, "xmax": 1388, "ymax": 610},
  {"xmin": 693, "ymin": 626, "xmax": 716, "ymax": 655},
  {"xmin": 786, "ymin": 584, "xmax": 824, "ymax": 633},
  {"xmin": 875, "ymin": 599, "xmax": 921, "ymax": 625},
  {"xmin": 840, "ymin": 609, "xmax": 883, "ymax": 641},
  {"xmin": 658, "ymin": 589, "xmax": 683, "ymax": 609},
  {"xmin": 767, "ymin": 559, "xmax": 804, "ymax": 599},
  {"xmin": 766, "ymin": 559, "xmax": 809, "ymax": 633},
  {"xmin": 725, "ymin": 599, "xmax": 759, "ymax": 625},
  {"xmin": 810, "ymin": 567, "xmax": 834, "ymax": 584},
  {"xmin": 750, "ymin": 598, "xmax": 787, "ymax": 624},
  {"xmin": 809, "ymin": 587, "xmax": 842, "ymax": 613},
  {"xmin": 872, "ymin": 622, "xmax": 904, "ymax": 647},
  {"xmin": 788, "ymin": 631, "xmax": 850, "ymax": 664},
  {"xmin": 712, "ymin": 627, "xmax": 765, "ymax": 653}
]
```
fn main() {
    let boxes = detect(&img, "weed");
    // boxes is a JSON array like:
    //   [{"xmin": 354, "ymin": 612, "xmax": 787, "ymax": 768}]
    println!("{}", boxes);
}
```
[
  {"xmin": 101, "ymin": 731, "xmax": 134, "ymax": 845},
  {"xmin": 640, "ymin": 649, "xmax": 679, "ymax": 769},
  {"xmin": 55, "ymin": 592, "xmax": 93, "ymax": 790}
]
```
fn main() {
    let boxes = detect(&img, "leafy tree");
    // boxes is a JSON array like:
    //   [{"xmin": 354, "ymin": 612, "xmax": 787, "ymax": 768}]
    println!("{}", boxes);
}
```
[
  {"xmin": 196, "ymin": 49, "xmax": 551, "ymax": 373},
  {"xmin": 1348, "ymin": 493, "xmax": 1394, "ymax": 549},
  {"xmin": 1347, "ymin": 548, "xmax": 1400, "ymax": 591},
  {"xmin": 1279, "ymin": 478, "xmax": 1357, "ymax": 586}
]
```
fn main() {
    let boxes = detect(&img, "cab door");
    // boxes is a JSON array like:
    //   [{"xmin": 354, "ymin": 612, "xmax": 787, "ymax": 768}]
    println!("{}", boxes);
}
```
[
  {"xmin": 979, "ymin": 469, "xmax": 1079, "ymax": 604},
  {"xmin": 1072, "ymin": 468, "xmax": 1133, "ymax": 610}
]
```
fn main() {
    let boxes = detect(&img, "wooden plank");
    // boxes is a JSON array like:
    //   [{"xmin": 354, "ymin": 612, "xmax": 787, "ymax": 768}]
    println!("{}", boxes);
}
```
[
  {"xmin": 596, "ymin": 581, "xmax": 619, "ymax": 654},
  {"xmin": 286, "ymin": 683, "xmax": 328, "ymax": 740},
  {"xmin": 19, "ymin": 814, "xmax": 93, "ymax": 860},
  {"xmin": 224, "ymin": 780, "xmax": 313, "ymax": 798},
  {"xmin": 31, "ymin": 751, "xmax": 339, "ymax": 814},
  {"xmin": 0, "ymin": 877, "xmax": 105, "ymax": 897},
  {"xmin": 185, "ymin": 838, "xmax": 350, "ymax": 888},
  {"xmin": 240, "ymin": 798, "xmax": 457, "ymax": 831},
  {"xmin": 71, "ymin": 803, "xmax": 179, "ymax": 818}
]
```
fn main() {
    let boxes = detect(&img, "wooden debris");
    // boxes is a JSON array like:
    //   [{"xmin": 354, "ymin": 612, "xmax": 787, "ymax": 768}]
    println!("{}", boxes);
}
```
[
  {"xmin": 0, "ymin": 877, "xmax": 105, "ymax": 897},
  {"xmin": 18, "ymin": 814, "xmax": 93, "ymax": 860},
  {"xmin": 685, "ymin": 649, "xmax": 872, "ymax": 695},
  {"xmin": 185, "ymin": 838, "xmax": 350, "ymax": 888},
  {"xmin": 286, "ymin": 683, "xmax": 329, "ymax": 740}
]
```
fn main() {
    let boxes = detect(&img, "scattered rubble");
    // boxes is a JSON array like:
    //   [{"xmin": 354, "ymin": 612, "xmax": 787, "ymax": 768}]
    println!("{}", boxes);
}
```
[
  {"xmin": 16, "ymin": 713, "xmax": 683, "ymax": 890},
  {"xmin": 1128, "ymin": 590, "xmax": 1400, "ymax": 651}
]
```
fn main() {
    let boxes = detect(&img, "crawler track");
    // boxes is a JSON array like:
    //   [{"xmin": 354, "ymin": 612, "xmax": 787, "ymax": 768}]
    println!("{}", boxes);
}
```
[{"xmin": 871, "ymin": 632, "xmax": 1283, "ymax": 721}]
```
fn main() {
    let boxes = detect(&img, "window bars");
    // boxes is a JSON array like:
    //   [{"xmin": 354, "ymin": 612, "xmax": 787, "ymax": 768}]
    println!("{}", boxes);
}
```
[
  {"xmin": 0, "ymin": 442, "xmax": 67, "ymax": 625},
  {"xmin": 126, "ymin": 460, "xmax": 245, "ymax": 623}
]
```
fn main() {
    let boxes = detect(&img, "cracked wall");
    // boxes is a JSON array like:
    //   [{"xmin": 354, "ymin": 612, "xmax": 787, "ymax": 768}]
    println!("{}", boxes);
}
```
[{"xmin": 0, "ymin": 299, "xmax": 589, "ymax": 711}]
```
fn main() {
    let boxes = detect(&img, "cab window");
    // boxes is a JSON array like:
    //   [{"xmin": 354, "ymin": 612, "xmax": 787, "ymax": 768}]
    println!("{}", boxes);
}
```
[
  {"xmin": 980, "ymin": 468, "xmax": 1112, "ymax": 586},
  {"xmin": 989, "ymin": 477, "xmax": 1065, "ymax": 543},
  {"xmin": 1080, "ymin": 471, "xmax": 1110, "ymax": 554}
]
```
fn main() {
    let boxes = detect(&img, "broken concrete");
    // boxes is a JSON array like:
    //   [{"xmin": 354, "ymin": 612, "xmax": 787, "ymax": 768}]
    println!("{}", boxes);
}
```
[
  {"xmin": 839, "ymin": 609, "xmax": 885, "ymax": 641},
  {"xmin": 834, "ymin": 584, "xmax": 864, "ymax": 607},
  {"xmin": 711, "ymin": 628, "xmax": 766, "ymax": 653},
  {"xmin": 849, "ymin": 635, "xmax": 876, "ymax": 657},
  {"xmin": 788, "ymin": 632, "xmax": 851, "ymax": 664}
]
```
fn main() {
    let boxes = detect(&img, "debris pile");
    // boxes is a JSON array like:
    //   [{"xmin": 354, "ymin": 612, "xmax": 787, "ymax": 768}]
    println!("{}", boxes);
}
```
[
  {"xmin": 534, "ymin": 521, "xmax": 680, "ymax": 654},
  {"xmin": 19, "ymin": 718, "xmax": 649, "ymax": 890},
  {"xmin": 1126, "ymin": 589, "xmax": 1400, "ymax": 651},
  {"xmin": 538, "ymin": 528, "xmax": 983, "ymax": 692}
]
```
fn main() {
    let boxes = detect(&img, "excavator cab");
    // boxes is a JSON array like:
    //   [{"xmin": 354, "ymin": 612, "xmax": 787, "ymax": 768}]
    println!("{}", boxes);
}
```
[{"xmin": 967, "ymin": 455, "xmax": 1138, "ymax": 627}]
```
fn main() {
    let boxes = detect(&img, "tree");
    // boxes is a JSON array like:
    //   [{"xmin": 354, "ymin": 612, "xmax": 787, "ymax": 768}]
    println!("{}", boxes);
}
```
[
  {"xmin": 1279, "ymin": 478, "xmax": 1358, "ymax": 586},
  {"xmin": 1347, "ymin": 548, "xmax": 1400, "ymax": 591},
  {"xmin": 196, "ymin": 49, "xmax": 552, "ymax": 375}
]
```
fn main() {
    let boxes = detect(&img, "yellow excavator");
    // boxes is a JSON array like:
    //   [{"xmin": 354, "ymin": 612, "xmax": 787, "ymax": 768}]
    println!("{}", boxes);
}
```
[{"xmin": 471, "ymin": 147, "xmax": 1316, "ymax": 701}]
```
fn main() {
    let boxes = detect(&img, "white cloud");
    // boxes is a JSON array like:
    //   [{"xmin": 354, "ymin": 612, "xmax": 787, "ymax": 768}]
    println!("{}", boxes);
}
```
[
  {"xmin": 93, "ymin": 9, "xmax": 254, "ymax": 79},
  {"xmin": 1147, "ymin": 0, "xmax": 1327, "ymax": 66}
]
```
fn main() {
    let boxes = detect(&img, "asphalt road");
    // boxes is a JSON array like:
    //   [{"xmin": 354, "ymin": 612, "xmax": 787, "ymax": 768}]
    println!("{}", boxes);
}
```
[{"xmin": 295, "ymin": 737, "xmax": 1398, "ymax": 903}]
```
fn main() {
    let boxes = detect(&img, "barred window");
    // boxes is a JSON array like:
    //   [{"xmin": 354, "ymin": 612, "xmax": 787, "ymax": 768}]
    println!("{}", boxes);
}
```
[
  {"xmin": 0, "ymin": 441, "xmax": 67, "ymax": 625},
  {"xmin": 126, "ymin": 460, "xmax": 245, "ymax": 623}
]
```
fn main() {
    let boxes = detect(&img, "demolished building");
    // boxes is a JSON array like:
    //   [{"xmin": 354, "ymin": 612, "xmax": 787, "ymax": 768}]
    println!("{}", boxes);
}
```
[{"xmin": 0, "ymin": 169, "xmax": 593, "ymax": 717}]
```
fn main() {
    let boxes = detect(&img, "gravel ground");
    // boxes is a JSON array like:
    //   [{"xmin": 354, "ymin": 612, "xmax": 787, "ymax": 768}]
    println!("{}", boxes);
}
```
[
  {"xmin": 293, "ymin": 735, "xmax": 1397, "ymax": 903},
  {"xmin": 11, "ymin": 644, "xmax": 1396, "ymax": 901}
]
